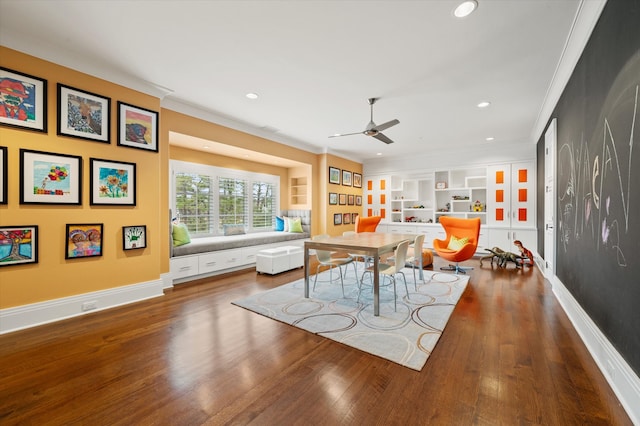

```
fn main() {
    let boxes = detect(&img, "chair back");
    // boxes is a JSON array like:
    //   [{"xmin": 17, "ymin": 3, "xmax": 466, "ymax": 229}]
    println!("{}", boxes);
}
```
[
  {"xmin": 313, "ymin": 234, "xmax": 332, "ymax": 262},
  {"xmin": 393, "ymin": 240, "xmax": 410, "ymax": 270},
  {"xmin": 439, "ymin": 216, "xmax": 481, "ymax": 245},
  {"xmin": 355, "ymin": 216, "xmax": 382, "ymax": 233},
  {"xmin": 414, "ymin": 234, "xmax": 425, "ymax": 252}
]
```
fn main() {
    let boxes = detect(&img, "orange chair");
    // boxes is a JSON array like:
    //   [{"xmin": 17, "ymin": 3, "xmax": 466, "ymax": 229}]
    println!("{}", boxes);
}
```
[
  {"xmin": 433, "ymin": 216, "xmax": 481, "ymax": 274},
  {"xmin": 354, "ymin": 216, "xmax": 382, "ymax": 233}
]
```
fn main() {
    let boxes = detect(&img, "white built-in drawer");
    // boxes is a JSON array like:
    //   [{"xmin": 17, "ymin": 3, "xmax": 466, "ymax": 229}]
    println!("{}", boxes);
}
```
[
  {"xmin": 240, "ymin": 246, "xmax": 261, "ymax": 265},
  {"xmin": 199, "ymin": 249, "xmax": 242, "ymax": 274},
  {"xmin": 171, "ymin": 256, "xmax": 199, "ymax": 279}
]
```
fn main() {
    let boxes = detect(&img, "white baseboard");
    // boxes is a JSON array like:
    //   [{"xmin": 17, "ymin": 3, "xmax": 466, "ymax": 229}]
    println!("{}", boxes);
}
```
[
  {"xmin": 551, "ymin": 275, "xmax": 640, "ymax": 425},
  {"xmin": 161, "ymin": 272, "xmax": 174, "ymax": 289},
  {"xmin": 0, "ymin": 279, "xmax": 164, "ymax": 335}
]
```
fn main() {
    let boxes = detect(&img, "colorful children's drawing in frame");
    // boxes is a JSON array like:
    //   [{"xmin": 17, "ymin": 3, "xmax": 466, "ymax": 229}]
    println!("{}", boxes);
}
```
[
  {"xmin": 57, "ymin": 83, "xmax": 110, "ymax": 143},
  {"xmin": 90, "ymin": 158, "xmax": 136, "ymax": 205},
  {"xmin": 0, "ymin": 225, "xmax": 38, "ymax": 267},
  {"xmin": 20, "ymin": 149, "xmax": 82, "ymax": 205},
  {"xmin": 117, "ymin": 102, "xmax": 159, "ymax": 152},
  {"xmin": 65, "ymin": 223, "xmax": 103, "ymax": 259},
  {"xmin": 0, "ymin": 67, "xmax": 47, "ymax": 133}
]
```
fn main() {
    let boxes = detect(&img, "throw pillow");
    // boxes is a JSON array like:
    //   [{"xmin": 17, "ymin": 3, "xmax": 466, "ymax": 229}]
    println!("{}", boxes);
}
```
[
  {"xmin": 447, "ymin": 235, "xmax": 469, "ymax": 251},
  {"xmin": 223, "ymin": 224, "xmax": 246, "ymax": 236},
  {"xmin": 275, "ymin": 216, "xmax": 285, "ymax": 231},
  {"xmin": 287, "ymin": 217, "xmax": 303, "ymax": 233},
  {"xmin": 282, "ymin": 216, "xmax": 290, "ymax": 232},
  {"xmin": 172, "ymin": 223, "xmax": 191, "ymax": 247}
]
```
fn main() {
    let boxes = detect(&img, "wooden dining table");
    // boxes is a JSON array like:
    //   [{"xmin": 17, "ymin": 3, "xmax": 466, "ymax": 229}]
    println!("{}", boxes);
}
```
[{"xmin": 304, "ymin": 232, "xmax": 417, "ymax": 316}]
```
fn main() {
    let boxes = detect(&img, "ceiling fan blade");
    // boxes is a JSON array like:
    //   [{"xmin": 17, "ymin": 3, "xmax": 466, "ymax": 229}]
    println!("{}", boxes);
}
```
[
  {"xmin": 373, "ymin": 132, "xmax": 394, "ymax": 144},
  {"xmin": 328, "ymin": 131, "xmax": 364, "ymax": 138},
  {"xmin": 372, "ymin": 119, "xmax": 399, "ymax": 132}
]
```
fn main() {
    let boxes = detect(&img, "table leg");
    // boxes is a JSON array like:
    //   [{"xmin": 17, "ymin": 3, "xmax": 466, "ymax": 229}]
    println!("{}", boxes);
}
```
[
  {"xmin": 304, "ymin": 246, "xmax": 310, "ymax": 298},
  {"xmin": 373, "ymin": 252, "xmax": 380, "ymax": 316}
]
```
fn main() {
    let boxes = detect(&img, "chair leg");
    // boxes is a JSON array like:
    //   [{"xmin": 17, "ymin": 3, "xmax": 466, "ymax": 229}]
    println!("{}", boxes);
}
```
[{"xmin": 400, "ymin": 272, "xmax": 409, "ymax": 301}]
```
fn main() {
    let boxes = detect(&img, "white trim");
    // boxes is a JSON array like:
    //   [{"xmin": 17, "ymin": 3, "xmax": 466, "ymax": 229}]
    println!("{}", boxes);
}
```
[
  {"xmin": 551, "ymin": 275, "xmax": 640, "ymax": 425},
  {"xmin": 0, "ymin": 279, "xmax": 164, "ymax": 335}
]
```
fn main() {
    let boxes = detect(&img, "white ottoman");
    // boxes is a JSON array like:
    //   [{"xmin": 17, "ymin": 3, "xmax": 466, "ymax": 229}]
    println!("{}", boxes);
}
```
[{"xmin": 256, "ymin": 246, "xmax": 303, "ymax": 274}]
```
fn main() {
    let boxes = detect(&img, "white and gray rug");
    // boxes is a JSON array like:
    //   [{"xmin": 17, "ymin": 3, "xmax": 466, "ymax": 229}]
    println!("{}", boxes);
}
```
[{"xmin": 232, "ymin": 267, "xmax": 469, "ymax": 371}]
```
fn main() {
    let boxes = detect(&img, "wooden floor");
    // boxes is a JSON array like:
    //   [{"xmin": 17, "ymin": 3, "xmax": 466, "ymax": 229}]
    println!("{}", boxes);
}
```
[{"xmin": 0, "ymin": 257, "xmax": 632, "ymax": 425}]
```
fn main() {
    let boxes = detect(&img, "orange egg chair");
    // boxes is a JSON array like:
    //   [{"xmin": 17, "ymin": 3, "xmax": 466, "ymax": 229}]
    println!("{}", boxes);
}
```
[
  {"xmin": 433, "ymin": 216, "xmax": 481, "ymax": 274},
  {"xmin": 354, "ymin": 215, "xmax": 382, "ymax": 233}
]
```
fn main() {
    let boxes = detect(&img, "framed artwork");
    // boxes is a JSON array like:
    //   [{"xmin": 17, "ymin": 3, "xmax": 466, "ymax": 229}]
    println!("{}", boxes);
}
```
[
  {"xmin": 351, "ymin": 212, "xmax": 358, "ymax": 224},
  {"xmin": 57, "ymin": 83, "xmax": 110, "ymax": 143},
  {"xmin": 353, "ymin": 173, "xmax": 362, "ymax": 188},
  {"xmin": 342, "ymin": 170, "xmax": 352, "ymax": 186},
  {"xmin": 339, "ymin": 193, "xmax": 347, "ymax": 205},
  {"xmin": 65, "ymin": 223, "xmax": 103, "ymax": 259},
  {"xmin": 329, "ymin": 166, "xmax": 340, "ymax": 184},
  {"xmin": 348, "ymin": 194, "xmax": 355, "ymax": 205},
  {"xmin": 117, "ymin": 101, "xmax": 159, "ymax": 152},
  {"xmin": 333, "ymin": 213, "xmax": 342, "ymax": 225},
  {"xmin": 90, "ymin": 158, "xmax": 136, "ymax": 205},
  {"xmin": 0, "ymin": 67, "xmax": 47, "ymax": 133},
  {"xmin": 329, "ymin": 192, "xmax": 338, "ymax": 205},
  {"xmin": 20, "ymin": 149, "xmax": 82, "ymax": 205},
  {"xmin": 343, "ymin": 213, "xmax": 351, "ymax": 225},
  {"xmin": 356, "ymin": 195, "xmax": 362, "ymax": 206},
  {"xmin": 123, "ymin": 225, "xmax": 147, "ymax": 250},
  {"xmin": 0, "ymin": 225, "xmax": 38, "ymax": 267},
  {"xmin": 0, "ymin": 146, "xmax": 6, "ymax": 204}
]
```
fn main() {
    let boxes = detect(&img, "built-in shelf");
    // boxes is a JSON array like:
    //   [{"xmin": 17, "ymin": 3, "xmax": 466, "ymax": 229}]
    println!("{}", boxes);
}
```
[{"xmin": 290, "ymin": 177, "xmax": 307, "ymax": 205}]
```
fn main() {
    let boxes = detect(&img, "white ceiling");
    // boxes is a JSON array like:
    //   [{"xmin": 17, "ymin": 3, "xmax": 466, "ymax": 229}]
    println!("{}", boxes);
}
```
[{"xmin": 0, "ymin": 0, "xmax": 604, "ymax": 164}]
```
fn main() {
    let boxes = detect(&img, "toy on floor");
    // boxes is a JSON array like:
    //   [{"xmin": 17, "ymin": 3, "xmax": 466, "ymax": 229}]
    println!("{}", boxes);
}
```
[
  {"xmin": 513, "ymin": 240, "xmax": 534, "ymax": 267},
  {"xmin": 480, "ymin": 246, "xmax": 522, "ymax": 268}
]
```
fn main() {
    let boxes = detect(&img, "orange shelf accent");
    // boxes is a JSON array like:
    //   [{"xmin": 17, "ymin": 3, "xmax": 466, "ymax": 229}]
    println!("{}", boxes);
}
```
[
  {"xmin": 368, "ymin": 208, "xmax": 373, "ymax": 216},
  {"xmin": 380, "ymin": 194, "xmax": 386, "ymax": 204},
  {"xmin": 495, "ymin": 170, "xmax": 504, "ymax": 184},
  {"xmin": 496, "ymin": 189, "xmax": 504, "ymax": 203},
  {"xmin": 518, "ymin": 208, "xmax": 527, "ymax": 222},
  {"xmin": 381, "ymin": 208, "xmax": 386, "ymax": 218},
  {"xmin": 518, "ymin": 169, "xmax": 528, "ymax": 183},
  {"xmin": 380, "ymin": 179, "xmax": 386, "ymax": 190},
  {"xmin": 496, "ymin": 208, "xmax": 504, "ymax": 221},
  {"xmin": 518, "ymin": 188, "xmax": 527, "ymax": 202},
  {"xmin": 367, "ymin": 180, "xmax": 373, "ymax": 191}
]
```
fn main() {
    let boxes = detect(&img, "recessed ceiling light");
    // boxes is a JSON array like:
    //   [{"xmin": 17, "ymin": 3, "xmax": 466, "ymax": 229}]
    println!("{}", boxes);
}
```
[
  {"xmin": 454, "ymin": 0, "xmax": 478, "ymax": 18},
  {"xmin": 485, "ymin": 137, "xmax": 495, "ymax": 141},
  {"xmin": 203, "ymin": 145, "xmax": 210, "ymax": 149},
  {"xmin": 246, "ymin": 92, "xmax": 259, "ymax": 100},
  {"xmin": 376, "ymin": 152, "xmax": 382, "ymax": 156},
  {"xmin": 477, "ymin": 101, "xmax": 491, "ymax": 108}
]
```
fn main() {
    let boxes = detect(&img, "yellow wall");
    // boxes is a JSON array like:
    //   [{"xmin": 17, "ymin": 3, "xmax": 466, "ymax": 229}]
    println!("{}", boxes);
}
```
[
  {"xmin": 0, "ymin": 47, "xmax": 361, "ymax": 312},
  {"xmin": 321, "ymin": 154, "xmax": 363, "ymax": 236},
  {"xmin": 0, "ymin": 47, "xmax": 162, "ymax": 308}
]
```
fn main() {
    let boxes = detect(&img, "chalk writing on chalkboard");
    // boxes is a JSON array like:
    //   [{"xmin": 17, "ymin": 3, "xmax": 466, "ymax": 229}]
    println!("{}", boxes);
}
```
[{"xmin": 557, "ymin": 85, "xmax": 638, "ymax": 268}]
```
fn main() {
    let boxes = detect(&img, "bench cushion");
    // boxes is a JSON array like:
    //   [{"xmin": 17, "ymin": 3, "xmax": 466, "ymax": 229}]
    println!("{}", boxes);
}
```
[{"xmin": 171, "ymin": 231, "xmax": 309, "ymax": 257}]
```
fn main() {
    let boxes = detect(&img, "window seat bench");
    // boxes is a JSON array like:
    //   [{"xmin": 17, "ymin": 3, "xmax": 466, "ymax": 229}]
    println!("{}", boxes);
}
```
[{"xmin": 169, "ymin": 210, "xmax": 310, "ymax": 284}]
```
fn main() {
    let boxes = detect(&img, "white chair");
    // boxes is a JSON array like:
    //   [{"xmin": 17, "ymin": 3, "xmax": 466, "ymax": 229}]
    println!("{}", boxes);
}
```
[
  {"xmin": 342, "ymin": 231, "xmax": 369, "ymax": 271},
  {"xmin": 313, "ymin": 234, "xmax": 357, "ymax": 297},
  {"xmin": 359, "ymin": 240, "xmax": 410, "ymax": 311},
  {"xmin": 388, "ymin": 234, "xmax": 425, "ymax": 290}
]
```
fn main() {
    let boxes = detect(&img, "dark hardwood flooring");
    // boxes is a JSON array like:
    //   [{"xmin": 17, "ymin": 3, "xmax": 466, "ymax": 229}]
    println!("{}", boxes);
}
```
[{"xmin": 0, "ymin": 256, "xmax": 632, "ymax": 425}]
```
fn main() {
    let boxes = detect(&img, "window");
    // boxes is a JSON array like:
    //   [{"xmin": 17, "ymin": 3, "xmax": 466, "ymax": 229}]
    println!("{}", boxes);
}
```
[
  {"xmin": 253, "ymin": 181, "xmax": 276, "ymax": 230},
  {"xmin": 174, "ymin": 172, "xmax": 214, "ymax": 235},
  {"xmin": 171, "ymin": 160, "xmax": 279, "ymax": 237}
]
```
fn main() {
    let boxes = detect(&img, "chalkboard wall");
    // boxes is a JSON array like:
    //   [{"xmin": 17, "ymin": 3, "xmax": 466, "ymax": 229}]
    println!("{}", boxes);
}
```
[{"xmin": 538, "ymin": 0, "xmax": 640, "ymax": 376}]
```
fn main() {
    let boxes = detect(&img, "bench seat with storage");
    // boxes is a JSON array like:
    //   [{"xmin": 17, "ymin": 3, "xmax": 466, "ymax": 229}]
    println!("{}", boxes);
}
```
[{"xmin": 170, "ymin": 210, "xmax": 310, "ymax": 284}]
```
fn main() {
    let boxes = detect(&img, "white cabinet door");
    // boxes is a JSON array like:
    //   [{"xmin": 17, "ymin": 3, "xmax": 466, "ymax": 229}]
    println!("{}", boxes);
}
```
[
  {"xmin": 171, "ymin": 256, "xmax": 199, "ymax": 279},
  {"xmin": 364, "ymin": 175, "xmax": 391, "ymax": 223},
  {"xmin": 486, "ymin": 227, "xmax": 537, "ymax": 253},
  {"xmin": 199, "ymin": 249, "xmax": 242, "ymax": 274},
  {"xmin": 487, "ymin": 162, "xmax": 535, "ymax": 228}
]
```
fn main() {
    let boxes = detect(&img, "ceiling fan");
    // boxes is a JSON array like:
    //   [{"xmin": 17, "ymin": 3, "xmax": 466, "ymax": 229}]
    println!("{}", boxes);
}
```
[{"xmin": 329, "ymin": 98, "xmax": 399, "ymax": 144}]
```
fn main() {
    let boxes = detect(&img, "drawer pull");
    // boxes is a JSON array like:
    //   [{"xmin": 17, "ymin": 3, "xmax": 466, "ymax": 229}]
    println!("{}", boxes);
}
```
[
  {"xmin": 179, "ymin": 266, "xmax": 192, "ymax": 271},
  {"xmin": 205, "ymin": 261, "xmax": 217, "ymax": 266}
]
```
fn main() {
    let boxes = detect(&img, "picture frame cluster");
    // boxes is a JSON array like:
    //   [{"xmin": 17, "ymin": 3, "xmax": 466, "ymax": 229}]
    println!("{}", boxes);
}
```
[{"xmin": 328, "ymin": 166, "xmax": 361, "ymax": 188}]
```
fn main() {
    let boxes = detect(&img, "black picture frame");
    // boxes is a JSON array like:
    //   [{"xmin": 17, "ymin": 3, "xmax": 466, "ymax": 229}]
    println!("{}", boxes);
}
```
[
  {"xmin": 353, "ymin": 172, "xmax": 362, "ymax": 188},
  {"xmin": 0, "ymin": 225, "xmax": 38, "ymax": 267},
  {"xmin": 0, "ymin": 67, "xmax": 47, "ymax": 133},
  {"xmin": 348, "ymin": 194, "xmax": 355, "ymax": 205},
  {"xmin": 329, "ymin": 192, "xmax": 338, "ymax": 205},
  {"xmin": 333, "ymin": 213, "xmax": 342, "ymax": 225},
  {"xmin": 356, "ymin": 195, "xmax": 362, "ymax": 206},
  {"xmin": 57, "ymin": 83, "xmax": 110, "ymax": 143},
  {"xmin": 20, "ymin": 149, "xmax": 82, "ymax": 205},
  {"xmin": 342, "ymin": 170, "xmax": 352, "ymax": 186},
  {"xmin": 117, "ymin": 101, "xmax": 159, "ymax": 152},
  {"xmin": 339, "ymin": 193, "xmax": 347, "ymax": 205},
  {"xmin": 90, "ymin": 158, "xmax": 137, "ymax": 206},
  {"xmin": 0, "ymin": 146, "xmax": 6, "ymax": 204},
  {"xmin": 343, "ymin": 213, "xmax": 351, "ymax": 225},
  {"xmin": 65, "ymin": 223, "xmax": 104, "ymax": 259},
  {"xmin": 123, "ymin": 225, "xmax": 147, "ymax": 250},
  {"xmin": 329, "ymin": 166, "xmax": 340, "ymax": 184}
]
